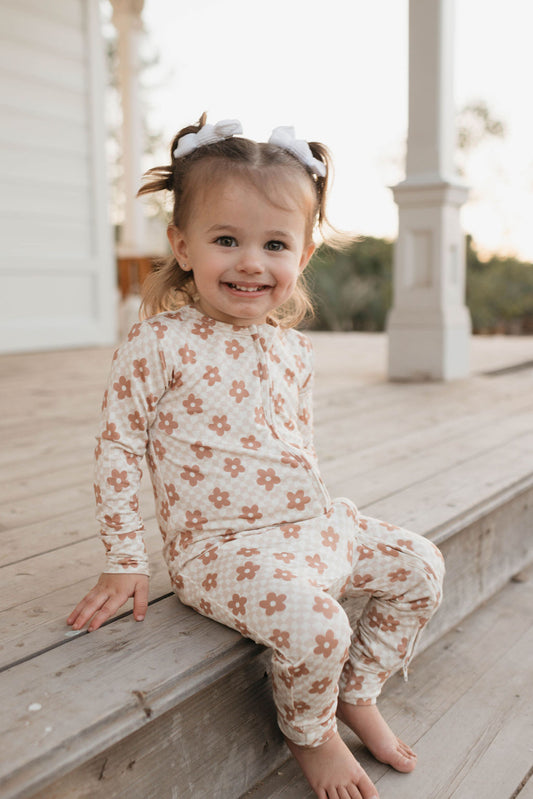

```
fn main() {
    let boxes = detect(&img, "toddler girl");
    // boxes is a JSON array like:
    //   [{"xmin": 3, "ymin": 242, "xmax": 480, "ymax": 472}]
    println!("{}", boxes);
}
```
[{"xmin": 68, "ymin": 114, "xmax": 444, "ymax": 799}]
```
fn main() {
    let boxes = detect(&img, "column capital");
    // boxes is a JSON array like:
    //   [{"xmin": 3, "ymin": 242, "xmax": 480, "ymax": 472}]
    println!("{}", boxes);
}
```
[{"xmin": 392, "ymin": 180, "xmax": 469, "ymax": 208}]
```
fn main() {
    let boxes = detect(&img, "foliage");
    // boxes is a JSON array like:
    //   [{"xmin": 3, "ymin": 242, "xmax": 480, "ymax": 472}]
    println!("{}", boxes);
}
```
[
  {"xmin": 306, "ymin": 238, "xmax": 393, "ymax": 331},
  {"xmin": 306, "ymin": 236, "xmax": 533, "ymax": 335},
  {"xmin": 466, "ymin": 238, "xmax": 533, "ymax": 334},
  {"xmin": 456, "ymin": 101, "xmax": 506, "ymax": 153}
]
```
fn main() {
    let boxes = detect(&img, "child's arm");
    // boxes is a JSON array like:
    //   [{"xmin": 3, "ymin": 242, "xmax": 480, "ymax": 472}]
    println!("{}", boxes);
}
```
[
  {"xmin": 68, "ymin": 321, "xmax": 169, "ymax": 630},
  {"xmin": 94, "ymin": 321, "xmax": 169, "ymax": 575},
  {"xmin": 67, "ymin": 572, "xmax": 149, "ymax": 632}
]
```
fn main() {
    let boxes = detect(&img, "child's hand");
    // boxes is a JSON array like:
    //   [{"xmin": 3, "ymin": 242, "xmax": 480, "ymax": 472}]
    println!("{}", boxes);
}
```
[{"xmin": 67, "ymin": 573, "xmax": 149, "ymax": 632}]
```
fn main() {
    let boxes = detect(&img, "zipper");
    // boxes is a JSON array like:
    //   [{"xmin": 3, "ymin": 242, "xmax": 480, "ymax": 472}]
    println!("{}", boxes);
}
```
[{"xmin": 254, "ymin": 335, "xmax": 331, "ymax": 508}]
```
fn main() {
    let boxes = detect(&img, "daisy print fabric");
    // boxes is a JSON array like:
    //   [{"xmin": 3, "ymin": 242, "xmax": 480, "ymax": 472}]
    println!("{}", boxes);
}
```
[{"xmin": 94, "ymin": 304, "xmax": 444, "ymax": 746}]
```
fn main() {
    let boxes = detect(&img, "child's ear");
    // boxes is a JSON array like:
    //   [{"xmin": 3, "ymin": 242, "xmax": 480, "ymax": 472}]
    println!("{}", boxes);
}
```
[
  {"xmin": 167, "ymin": 225, "xmax": 190, "ymax": 268},
  {"xmin": 299, "ymin": 242, "xmax": 315, "ymax": 273}
]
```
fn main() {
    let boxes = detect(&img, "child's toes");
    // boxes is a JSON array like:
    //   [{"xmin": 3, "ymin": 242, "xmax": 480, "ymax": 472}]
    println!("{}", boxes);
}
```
[
  {"xmin": 390, "ymin": 740, "xmax": 417, "ymax": 773},
  {"xmin": 398, "ymin": 740, "xmax": 416, "ymax": 758},
  {"xmin": 355, "ymin": 770, "xmax": 380, "ymax": 799}
]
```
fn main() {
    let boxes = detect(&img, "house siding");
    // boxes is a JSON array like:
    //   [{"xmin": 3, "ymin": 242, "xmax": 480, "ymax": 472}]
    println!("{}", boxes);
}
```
[{"xmin": 0, "ymin": 0, "xmax": 115, "ymax": 353}]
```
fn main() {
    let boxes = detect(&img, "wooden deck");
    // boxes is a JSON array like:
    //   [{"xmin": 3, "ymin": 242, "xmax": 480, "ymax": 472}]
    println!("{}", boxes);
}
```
[
  {"xmin": 1, "ymin": 332, "xmax": 532, "ymax": 799},
  {"xmin": 244, "ymin": 561, "xmax": 533, "ymax": 799}
]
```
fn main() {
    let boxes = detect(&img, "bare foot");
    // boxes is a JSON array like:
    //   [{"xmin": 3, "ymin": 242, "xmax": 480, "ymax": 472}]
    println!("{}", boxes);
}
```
[
  {"xmin": 286, "ymin": 732, "xmax": 379, "ymax": 799},
  {"xmin": 337, "ymin": 700, "xmax": 417, "ymax": 774}
]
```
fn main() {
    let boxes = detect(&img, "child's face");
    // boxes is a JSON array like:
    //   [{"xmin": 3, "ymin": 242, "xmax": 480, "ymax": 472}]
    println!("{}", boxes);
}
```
[{"xmin": 167, "ymin": 176, "xmax": 315, "ymax": 327}]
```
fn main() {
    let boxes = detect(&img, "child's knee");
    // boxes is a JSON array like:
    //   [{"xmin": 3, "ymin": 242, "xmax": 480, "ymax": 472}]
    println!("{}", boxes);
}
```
[
  {"xmin": 267, "ymin": 592, "xmax": 351, "ymax": 669},
  {"xmin": 294, "ymin": 599, "xmax": 352, "ymax": 665}
]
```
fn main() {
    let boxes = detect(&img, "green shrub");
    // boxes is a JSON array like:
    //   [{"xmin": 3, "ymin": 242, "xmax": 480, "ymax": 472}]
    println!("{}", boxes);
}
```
[
  {"xmin": 306, "ymin": 236, "xmax": 533, "ymax": 334},
  {"xmin": 307, "ymin": 237, "xmax": 393, "ymax": 331}
]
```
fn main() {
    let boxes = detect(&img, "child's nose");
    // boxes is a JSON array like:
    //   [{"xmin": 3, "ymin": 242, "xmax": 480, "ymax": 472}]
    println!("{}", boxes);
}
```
[{"xmin": 237, "ymin": 248, "xmax": 265, "ymax": 273}]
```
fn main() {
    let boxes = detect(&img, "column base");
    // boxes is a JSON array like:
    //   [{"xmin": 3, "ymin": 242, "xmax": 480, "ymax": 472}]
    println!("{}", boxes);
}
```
[{"xmin": 387, "ymin": 308, "xmax": 471, "ymax": 381}]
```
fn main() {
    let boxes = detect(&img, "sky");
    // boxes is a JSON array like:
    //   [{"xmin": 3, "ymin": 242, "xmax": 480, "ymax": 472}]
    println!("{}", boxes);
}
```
[{"xmin": 120, "ymin": 0, "xmax": 533, "ymax": 261}]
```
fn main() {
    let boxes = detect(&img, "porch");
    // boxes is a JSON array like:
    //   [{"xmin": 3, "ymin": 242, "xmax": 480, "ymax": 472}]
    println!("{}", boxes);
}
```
[{"xmin": 1, "ymin": 332, "xmax": 532, "ymax": 798}]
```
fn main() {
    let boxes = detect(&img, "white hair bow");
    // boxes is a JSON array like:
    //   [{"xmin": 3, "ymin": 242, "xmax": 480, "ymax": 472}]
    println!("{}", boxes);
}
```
[
  {"xmin": 268, "ymin": 126, "xmax": 326, "ymax": 177},
  {"xmin": 174, "ymin": 119, "xmax": 243, "ymax": 158}
]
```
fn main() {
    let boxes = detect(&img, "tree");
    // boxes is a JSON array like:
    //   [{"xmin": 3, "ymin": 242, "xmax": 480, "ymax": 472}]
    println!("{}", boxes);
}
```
[{"xmin": 456, "ymin": 101, "xmax": 506, "ymax": 158}]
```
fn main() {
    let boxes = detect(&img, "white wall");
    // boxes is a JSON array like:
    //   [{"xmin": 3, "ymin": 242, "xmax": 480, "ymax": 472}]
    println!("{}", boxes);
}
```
[{"xmin": 0, "ymin": 0, "xmax": 116, "ymax": 353}]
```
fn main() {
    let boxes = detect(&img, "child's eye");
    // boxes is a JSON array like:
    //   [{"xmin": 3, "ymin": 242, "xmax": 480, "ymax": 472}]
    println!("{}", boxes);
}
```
[
  {"xmin": 265, "ymin": 240, "xmax": 286, "ymax": 252},
  {"xmin": 216, "ymin": 236, "xmax": 237, "ymax": 247}
]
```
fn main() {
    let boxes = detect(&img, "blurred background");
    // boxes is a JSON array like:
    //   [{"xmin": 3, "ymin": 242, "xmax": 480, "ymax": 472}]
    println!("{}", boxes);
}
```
[
  {"xmin": 105, "ymin": 0, "xmax": 533, "ymax": 336},
  {"xmin": 1, "ymin": 0, "xmax": 532, "ymax": 353}
]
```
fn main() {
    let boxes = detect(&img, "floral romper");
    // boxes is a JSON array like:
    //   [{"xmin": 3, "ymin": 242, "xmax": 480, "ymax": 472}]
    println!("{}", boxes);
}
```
[{"xmin": 95, "ymin": 304, "xmax": 444, "ymax": 747}]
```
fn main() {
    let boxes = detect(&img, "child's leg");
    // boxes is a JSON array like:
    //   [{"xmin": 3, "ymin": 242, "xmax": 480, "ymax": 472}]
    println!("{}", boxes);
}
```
[
  {"xmin": 336, "ymin": 514, "xmax": 444, "ymax": 770},
  {"xmin": 179, "ymin": 555, "xmax": 353, "ymax": 744},
  {"xmin": 176, "ymin": 551, "xmax": 379, "ymax": 798}
]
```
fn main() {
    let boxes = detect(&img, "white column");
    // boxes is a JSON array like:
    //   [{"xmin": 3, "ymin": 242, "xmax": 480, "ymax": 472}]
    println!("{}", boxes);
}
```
[
  {"xmin": 387, "ymin": 0, "xmax": 471, "ymax": 381},
  {"xmin": 111, "ymin": 0, "xmax": 147, "ymax": 256}
]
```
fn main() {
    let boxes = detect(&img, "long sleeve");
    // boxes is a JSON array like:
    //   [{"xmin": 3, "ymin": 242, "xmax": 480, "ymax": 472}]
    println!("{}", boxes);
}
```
[{"xmin": 94, "ymin": 321, "xmax": 169, "ymax": 574}]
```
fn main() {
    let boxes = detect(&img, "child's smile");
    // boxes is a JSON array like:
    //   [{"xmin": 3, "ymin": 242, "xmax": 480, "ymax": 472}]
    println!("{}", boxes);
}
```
[{"xmin": 167, "ymin": 176, "xmax": 315, "ymax": 326}]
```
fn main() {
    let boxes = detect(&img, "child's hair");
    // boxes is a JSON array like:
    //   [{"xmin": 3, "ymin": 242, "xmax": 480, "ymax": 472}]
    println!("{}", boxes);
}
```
[{"xmin": 137, "ymin": 113, "xmax": 339, "ymax": 327}]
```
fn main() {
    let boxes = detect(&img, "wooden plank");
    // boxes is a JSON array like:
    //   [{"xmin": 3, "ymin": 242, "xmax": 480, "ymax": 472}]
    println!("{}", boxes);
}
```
[
  {"xmin": 517, "ymin": 774, "xmax": 533, "ymax": 799},
  {"xmin": 0, "ymin": 564, "xmax": 173, "ymax": 672},
  {"xmin": 22, "ymin": 567, "xmax": 533, "ymax": 799},
  {"xmin": 375, "ymin": 616, "xmax": 533, "ymax": 798},
  {"xmin": 0, "ymin": 433, "xmax": 96, "ymax": 481},
  {"xmin": 315, "ymin": 373, "xmax": 533, "ymax": 461},
  {"xmin": 0, "ymin": 392, "xmax": 100, "ymax": 427},
  {"xmin": 14, "ymin": 562, "xmax": 533, "ymax": 799},
  {"xmin": 424, "ymin": 485, "xmax": 533, "ymax": 647},
  {"xmin": 307, "ymin": 330, "xmax": 533, "ymax": 385},
  {"xmin": 2, "ymin": 395, "xmax": 528, "ymax": 534},
  {"xmin": 315, "ymin": 384, "xmax": 532, "ymax": 462},
  {"xmin": 0, "ymin": 598, "xmax": 265, "ymax": 799},
  {"xmin": 39, "ymin": 649, "xmax": 283, "ymax": 799},
  {"xmin": 319, "ymin": 407, "xmax": 533, "ymax": 510},
  {"xmin": 0, "ymin": 522, "xmax": 162, "ymax": 610},
  {"xmin": 361, "ymin": 433, "xmax": 533, "ymax": 537},
  {"xmin": 447, "ymin": 704, "xmax": 533, "ymax": 799},
  {"xmin": 1, "ymin": 463, "xmax": 94, "ymax": 504},
  {"xmin": 0, "ymin": 483, "xmax": 154, "ymax": 565},
  {"xmin": 0, "ymin": 482, "xmax": 95, "ymax": 531},
  {"xmin": 0, "ymin": 508, "xmax": 95, "ymax": 566}
]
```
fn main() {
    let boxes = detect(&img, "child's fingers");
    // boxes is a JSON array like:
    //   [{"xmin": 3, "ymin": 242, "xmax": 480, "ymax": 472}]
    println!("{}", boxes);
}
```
[
  {"xmin": 69, "ymin": 590, "xmax": 111, "ymax": 631},
  {"xmin": 67, "ymin": 588, "xmax": 105, "ymax": 627},
  {"xmin": 67, "ymin": 574, "xmax": 149, "ymax": 630},
  {"xmin": 133, "ymin": 579, "xmax": 149, "ymax": 621},
  {"xmin": 66, "ymin": 605, "xmax": 82, "ymax": 625},
  {"xmin": 87, "ymin": 594, "xmax": 128, "ymax": 632}
]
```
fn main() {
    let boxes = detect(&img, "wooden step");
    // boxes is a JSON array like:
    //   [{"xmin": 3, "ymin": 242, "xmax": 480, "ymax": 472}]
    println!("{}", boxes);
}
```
[
  {"xmin": 1, "ymin": 339, "xmax": 532, "ymax": 799},
  {"xmin": 241, "ymin": 564, "xmax": 533, "ymax": 799},
  {"xmin": 2, "ymin": 479, "xmax": 531, "ymax": 799}
]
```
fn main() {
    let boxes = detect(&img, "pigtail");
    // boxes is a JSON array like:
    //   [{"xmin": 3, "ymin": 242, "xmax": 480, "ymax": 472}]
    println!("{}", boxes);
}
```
[
  {"xmin": 136, "ymin": 164, "xmax": 174, "ymax": 195},
  {"xmin": 306, "ymin": 141, "xmax": 354, "ymax": 251},
  {"xmin": 307, "ymin": 142, "xmax": 331, "ymax": 227},
  {"xmin": 137, "ymin": 114, "xmax": 210, "ymax": 319},
  {"xmin": 137, "ymin": 112, "xmax": 209, "ymax": 199}
]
